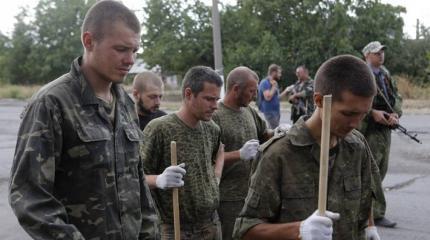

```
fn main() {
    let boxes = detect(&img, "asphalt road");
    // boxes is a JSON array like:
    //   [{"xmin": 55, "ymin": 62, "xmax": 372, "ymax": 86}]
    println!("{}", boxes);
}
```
[{"xmin": 0, "ymin": 99, "xmax": 429, "ymax": 239}]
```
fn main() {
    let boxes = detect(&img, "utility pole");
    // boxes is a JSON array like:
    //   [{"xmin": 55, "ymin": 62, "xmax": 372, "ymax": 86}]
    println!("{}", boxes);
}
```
[
  {"xmin": 211, "ymin": 0, "xmax": 225, "ymax": 99},
  {"xmin": 416, "ymin": 19, "xmax": 420, "ymax": 40}
]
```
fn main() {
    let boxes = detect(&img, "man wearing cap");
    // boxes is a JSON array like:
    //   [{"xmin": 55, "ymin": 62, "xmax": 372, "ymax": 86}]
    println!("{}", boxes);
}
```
[{"xmin": 359, "ymin": 41, "xmax": 403, "ymax": 228}]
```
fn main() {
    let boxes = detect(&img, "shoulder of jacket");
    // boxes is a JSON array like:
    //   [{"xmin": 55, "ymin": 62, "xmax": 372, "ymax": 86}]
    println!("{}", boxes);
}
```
[{"xmin": 259, "ymin": 131, "xmax": 288, "ymax": 152}]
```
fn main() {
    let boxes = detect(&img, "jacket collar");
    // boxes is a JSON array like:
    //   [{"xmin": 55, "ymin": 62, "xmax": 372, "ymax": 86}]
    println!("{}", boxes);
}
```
[{"xmin": 70, "ymin": 57, "xmax": 126, "ymax": 107}]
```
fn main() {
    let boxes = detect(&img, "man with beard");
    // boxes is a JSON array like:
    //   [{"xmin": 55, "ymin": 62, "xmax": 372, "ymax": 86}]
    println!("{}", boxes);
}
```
[
  {"xmin": 257, "ymin": 64, "xmax": 284, "ymax": 129},
  {"xmin": 133, "ymin": 71, "xmax": 167, "ymax": 130},
  {"xmin": 212, "ymin": 66, "xmax": 273, "ymax": 240},
  {"xmin": 142, "ymin": 66, "xmax": 224, "ymax": 239},
  {"xmin": 233, "ymin": 55, "xmax": 382, "ymax": 240}
]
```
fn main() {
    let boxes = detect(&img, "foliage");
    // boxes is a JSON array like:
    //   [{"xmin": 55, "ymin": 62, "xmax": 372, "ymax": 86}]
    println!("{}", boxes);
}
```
[
  {"xmin": 4, "ymin": 0, "xmax": 95, "ymax": 84},
  {"xmin": 0, "ymin": 0, "xmax": 429, "ymax": 87},
  {"xmin": 141, "ymin": 0, "xmax": 214, "ymax": 77},
  {"xmin": 141, "ymin": 0, "xmax": 413, "ymax": 86}
]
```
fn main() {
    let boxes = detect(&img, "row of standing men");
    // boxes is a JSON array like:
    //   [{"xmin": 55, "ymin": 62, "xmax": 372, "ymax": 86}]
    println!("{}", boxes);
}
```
[{"xmin": 8, "ymin": 1, "xmax": 401, "ymax": 240}]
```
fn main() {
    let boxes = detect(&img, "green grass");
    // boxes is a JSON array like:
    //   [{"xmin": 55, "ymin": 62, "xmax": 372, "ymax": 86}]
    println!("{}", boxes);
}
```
[{"xmin": 0, "ymin": 84, "xmax": 40, "ymax": 99}]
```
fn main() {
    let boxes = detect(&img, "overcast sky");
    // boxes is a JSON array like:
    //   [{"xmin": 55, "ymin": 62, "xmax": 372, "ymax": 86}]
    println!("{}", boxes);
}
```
[{"xmin": 0, "ymin": 0, "xmax": 428, "ymax": 39}]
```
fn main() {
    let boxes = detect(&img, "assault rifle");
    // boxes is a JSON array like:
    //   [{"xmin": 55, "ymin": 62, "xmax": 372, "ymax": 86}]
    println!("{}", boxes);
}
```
[
  {"xmin": 392, "ymin": 123, "xmax": 422, "ymax": 144},
  {"xmin": 384, "ymin": 113, "xmax": 422, "ymax": 144}
]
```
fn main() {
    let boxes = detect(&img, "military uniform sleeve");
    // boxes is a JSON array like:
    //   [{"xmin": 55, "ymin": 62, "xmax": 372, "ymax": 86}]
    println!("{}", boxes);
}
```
[
  {"xmin": 250, "ymin": 107, "xmax": 268, "ymax": 142},
  {"xmin": 359, "ymin": 131, "xmax": 384, "ymax": 224},
  {"xmin": 391, "ymin": 77, "xmax": 403, "ymax": 117},
  {"xmin": 233, "ymin": 143, "xmax": 283, "ymax": 239},
  {"xmin": 296, "ymin": 80, "xmax": 314, "ymax": 98},
  {"xmin": 9, "ymin": 98, "xmax": 85, "ymax": 240},
  {"xmin": 211, "ymin": 123, "xmax": 221, "ymax": 164},
  {"xmin": 138, "ymin": 159, "xmax": 160, "ymax": 240},
  {"xmin": 141, "ymin": 121, "xmax": 162, "ymax": 174}
]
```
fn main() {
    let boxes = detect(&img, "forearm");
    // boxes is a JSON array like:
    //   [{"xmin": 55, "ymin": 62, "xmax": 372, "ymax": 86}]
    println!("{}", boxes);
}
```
[
  {"xmin": 368, "ymin": 208, "xmax": 375, "ymax": 226},
  {"xmin": 243, "ymin": 222, "xmax": 301, "ymax": 240},
  {"xmin": 10, "ymin": 184, "xmax": 84, "ymax": 239},
  {"xmin": 146, "ymin": 175, "xmax": 158, "ymax": 189},
  {"xmin": 264, "ymin": 87, "xmax": 277, "ymax": 101},
  {"xmin": 223, "ymin": 150, "xmax": 241, "ymax": 166}
]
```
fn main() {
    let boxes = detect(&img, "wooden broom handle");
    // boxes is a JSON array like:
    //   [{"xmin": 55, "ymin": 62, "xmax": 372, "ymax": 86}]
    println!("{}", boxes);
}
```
[
  {"xmin": 170, "ymin": 141, "xmax": 180, "ymax": 240},
  {"xmin": 318, "ymin": 95, "xmax": 332, "ymax": 216}
]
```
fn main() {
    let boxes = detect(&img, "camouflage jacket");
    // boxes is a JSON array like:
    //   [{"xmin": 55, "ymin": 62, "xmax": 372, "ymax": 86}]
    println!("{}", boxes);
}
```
[
  {"xmin": 9, "ymin": 57, "xmax": 159, "ymax": 240},
  {"xmin": 233, "ymin": 118, "xmax": 379, "ymax": 240},
  {"xmin": 360, "ymin": 66, "xmax": 402, "ymax": 132},
  {"xmin": 141, "ymin": 114, "xmax": 220, "ymax": 224},
  {"xmin": 212, "ymin": 102, "xmax": 267, "ymax": 201},
  {"xmin": 290, "ymin": 78, "xmax": 314, "ymax": 117}
]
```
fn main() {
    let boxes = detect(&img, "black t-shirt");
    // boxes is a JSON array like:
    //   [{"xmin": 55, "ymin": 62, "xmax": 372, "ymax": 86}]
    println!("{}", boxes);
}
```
[{"xmin": 138, "ymin": 110, "xmax": 167, "ymax": 130}]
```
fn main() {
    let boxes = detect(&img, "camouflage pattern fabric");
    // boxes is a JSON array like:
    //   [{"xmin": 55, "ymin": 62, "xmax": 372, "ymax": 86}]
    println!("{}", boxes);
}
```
[
  {"xmin": 9, "ymin": 57, "xmax": 159, "ymax": 240},
  {"xmin": 289, "ymin": 78, "xmax": 314, "ymax": 123},
  {"xmin": 212, "ymin": 102, "xmax": 267, "ymax": 239},
  {"xmin": 212, "ymin": 103, "xmax": 267, "ymax": 201},
  {"xmin": 233, "ymin": 118, "xmax": 379, "ymax": 240},
  {"xmin": 160, "ymin": 213, "xmax": 221, "ymax": 240},
  {"xmin": 358, "ymin": 66, "xmax": 402, "ymax": 219},
  {"xmin": 141, "ymin": 114, "xmax": 220, "ymax": 225}
]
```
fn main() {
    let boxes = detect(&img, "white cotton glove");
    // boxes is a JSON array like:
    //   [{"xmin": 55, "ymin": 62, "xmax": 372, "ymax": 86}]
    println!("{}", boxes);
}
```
[
  {"xmin": 300, "ymin": 210, "xmax": 340, "ymax": 240},
  {"xmin": 155, "ymin": 163, "xmax": 186, "ymax": 189},
  {"xmin": 365, "ymin": 226, "xmax": 381, "ymax": 240},
  {"xmin": 239, "ymin": 139, "xmax": 260, "ymax": 161}
]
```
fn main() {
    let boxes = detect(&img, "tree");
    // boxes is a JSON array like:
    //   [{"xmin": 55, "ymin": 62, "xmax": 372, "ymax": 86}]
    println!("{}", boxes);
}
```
[
  {"xmin": 142, "ymin": 0, "xmax": 214, "ymax": 76},
  {"xmin": 29, "ymin": 0, "xmax": 96, "ymax": 83},
  {"xmin": 0, "ymin": 32, "xmax": 11, "ymax": 84},
  {"xmin": 7, "ymin": 8, "xmax": 35, "ymax": 85}
]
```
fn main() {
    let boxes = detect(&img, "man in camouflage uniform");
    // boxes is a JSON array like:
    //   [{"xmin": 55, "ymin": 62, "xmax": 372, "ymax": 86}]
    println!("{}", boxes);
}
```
[
  {"xmin": 212, "ymin": 67, "xmax": 273, "ymax": 240},
  {"xmin": 8, "ymin": 1, "xmax": 159, "ymax": 239},
  {"xmin": 284, "ymin": 65, "xmax": 315, "ymax": 123},
  {"xmin": 359, "ymin": 41, "xmax": 402, "ymax": 228},
  {"xmin": 233, "ymin": 55, "xmax": 382, "ymax": 240},
  {"xmin": 141, "ymin": 66, "xmax": 224, "ymax": 240},
  {"xmin": 132, "ymin": 71, "xmax": 167, "ymax": 130}
]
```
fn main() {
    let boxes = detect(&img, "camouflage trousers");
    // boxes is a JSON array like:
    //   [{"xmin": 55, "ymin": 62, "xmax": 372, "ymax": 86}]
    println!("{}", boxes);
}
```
[
  {"xmin": 219, "ymin": 200, "xmax": 244, "ymax": 240},
  {"xmin": 364, "ymin": 127, "xmax": 391, "ymax": 219},
  {"xmin": 160, "ymin": 213, "xmax": 221, "ymax": 240}
]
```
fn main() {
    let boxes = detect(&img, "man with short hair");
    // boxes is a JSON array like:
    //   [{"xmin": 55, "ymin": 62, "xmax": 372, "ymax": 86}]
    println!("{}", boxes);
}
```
[
  {"xmin": 257, "ymin": 64, "xmax": 284, "ymax": 129},
  {"xmin": 132, "ymin": 71, "xmax": 167, "ymax": 130},
  {"xmin": 142, "ymin": 66, "xmax": 223, "ymax": 239},
  {"xmin": 233, "ymin": 55, "xmax": 382, "ymax": 240},
  {"xmin": 212, "ymin": 66, "xmax": 273, "ymax": 240},
  {"xmin": 9, "ymin": 1, "xmax": 159, "ymax": 239},
  {"xmin": 284, "ymin": 65, "xmax": 315, "ymax": 123},
  {"xmin": 359, "ymin": 41, "xmax": 402, "ymax": 228}
]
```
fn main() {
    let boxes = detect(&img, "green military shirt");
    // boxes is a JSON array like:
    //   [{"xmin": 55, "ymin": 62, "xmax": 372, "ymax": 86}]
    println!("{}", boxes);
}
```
[
  {"xmin": 9, "ymin": 57, "xmax": 159, "ymax": 240},
  {"xmin": 142, "ymin": 114, "xmax": 220, "ymax": 224},
  {"xmin": 233, "ymin": 118, "xmax": 379, "ymax": 240},
  {"xmin": 212, "ymin": 102, "xmax": 267, "ymax": 201}
]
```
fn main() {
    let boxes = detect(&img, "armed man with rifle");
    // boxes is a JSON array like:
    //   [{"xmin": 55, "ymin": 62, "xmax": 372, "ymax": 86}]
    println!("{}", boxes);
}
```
[
  {"xmin": 282, "ymin": 65, "xmax": 315, "ymax": 123},
  {"xmin": 359, "ymin": 41, "xmax": 402, "ymax": 228}
]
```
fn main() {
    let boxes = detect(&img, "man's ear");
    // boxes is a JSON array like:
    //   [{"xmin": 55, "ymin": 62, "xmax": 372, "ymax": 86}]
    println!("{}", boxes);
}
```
[
  {"xmin": 184, "ymin": 88, "xmax": 193, "ymax": 100},
  {"xmin": 82, "ymin": 32, "xmax": 94, "ymax": 51},
  {"xmin": 132, "ymin": 88, "xmax": 140, "ymax": 101},
  {"xmin": 232, "ymin": 84, "xmax": 240, "ymax": 94},
  {"xmin": 314, "ymin": 92, "xmax": 323, "ymax": 108}
]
